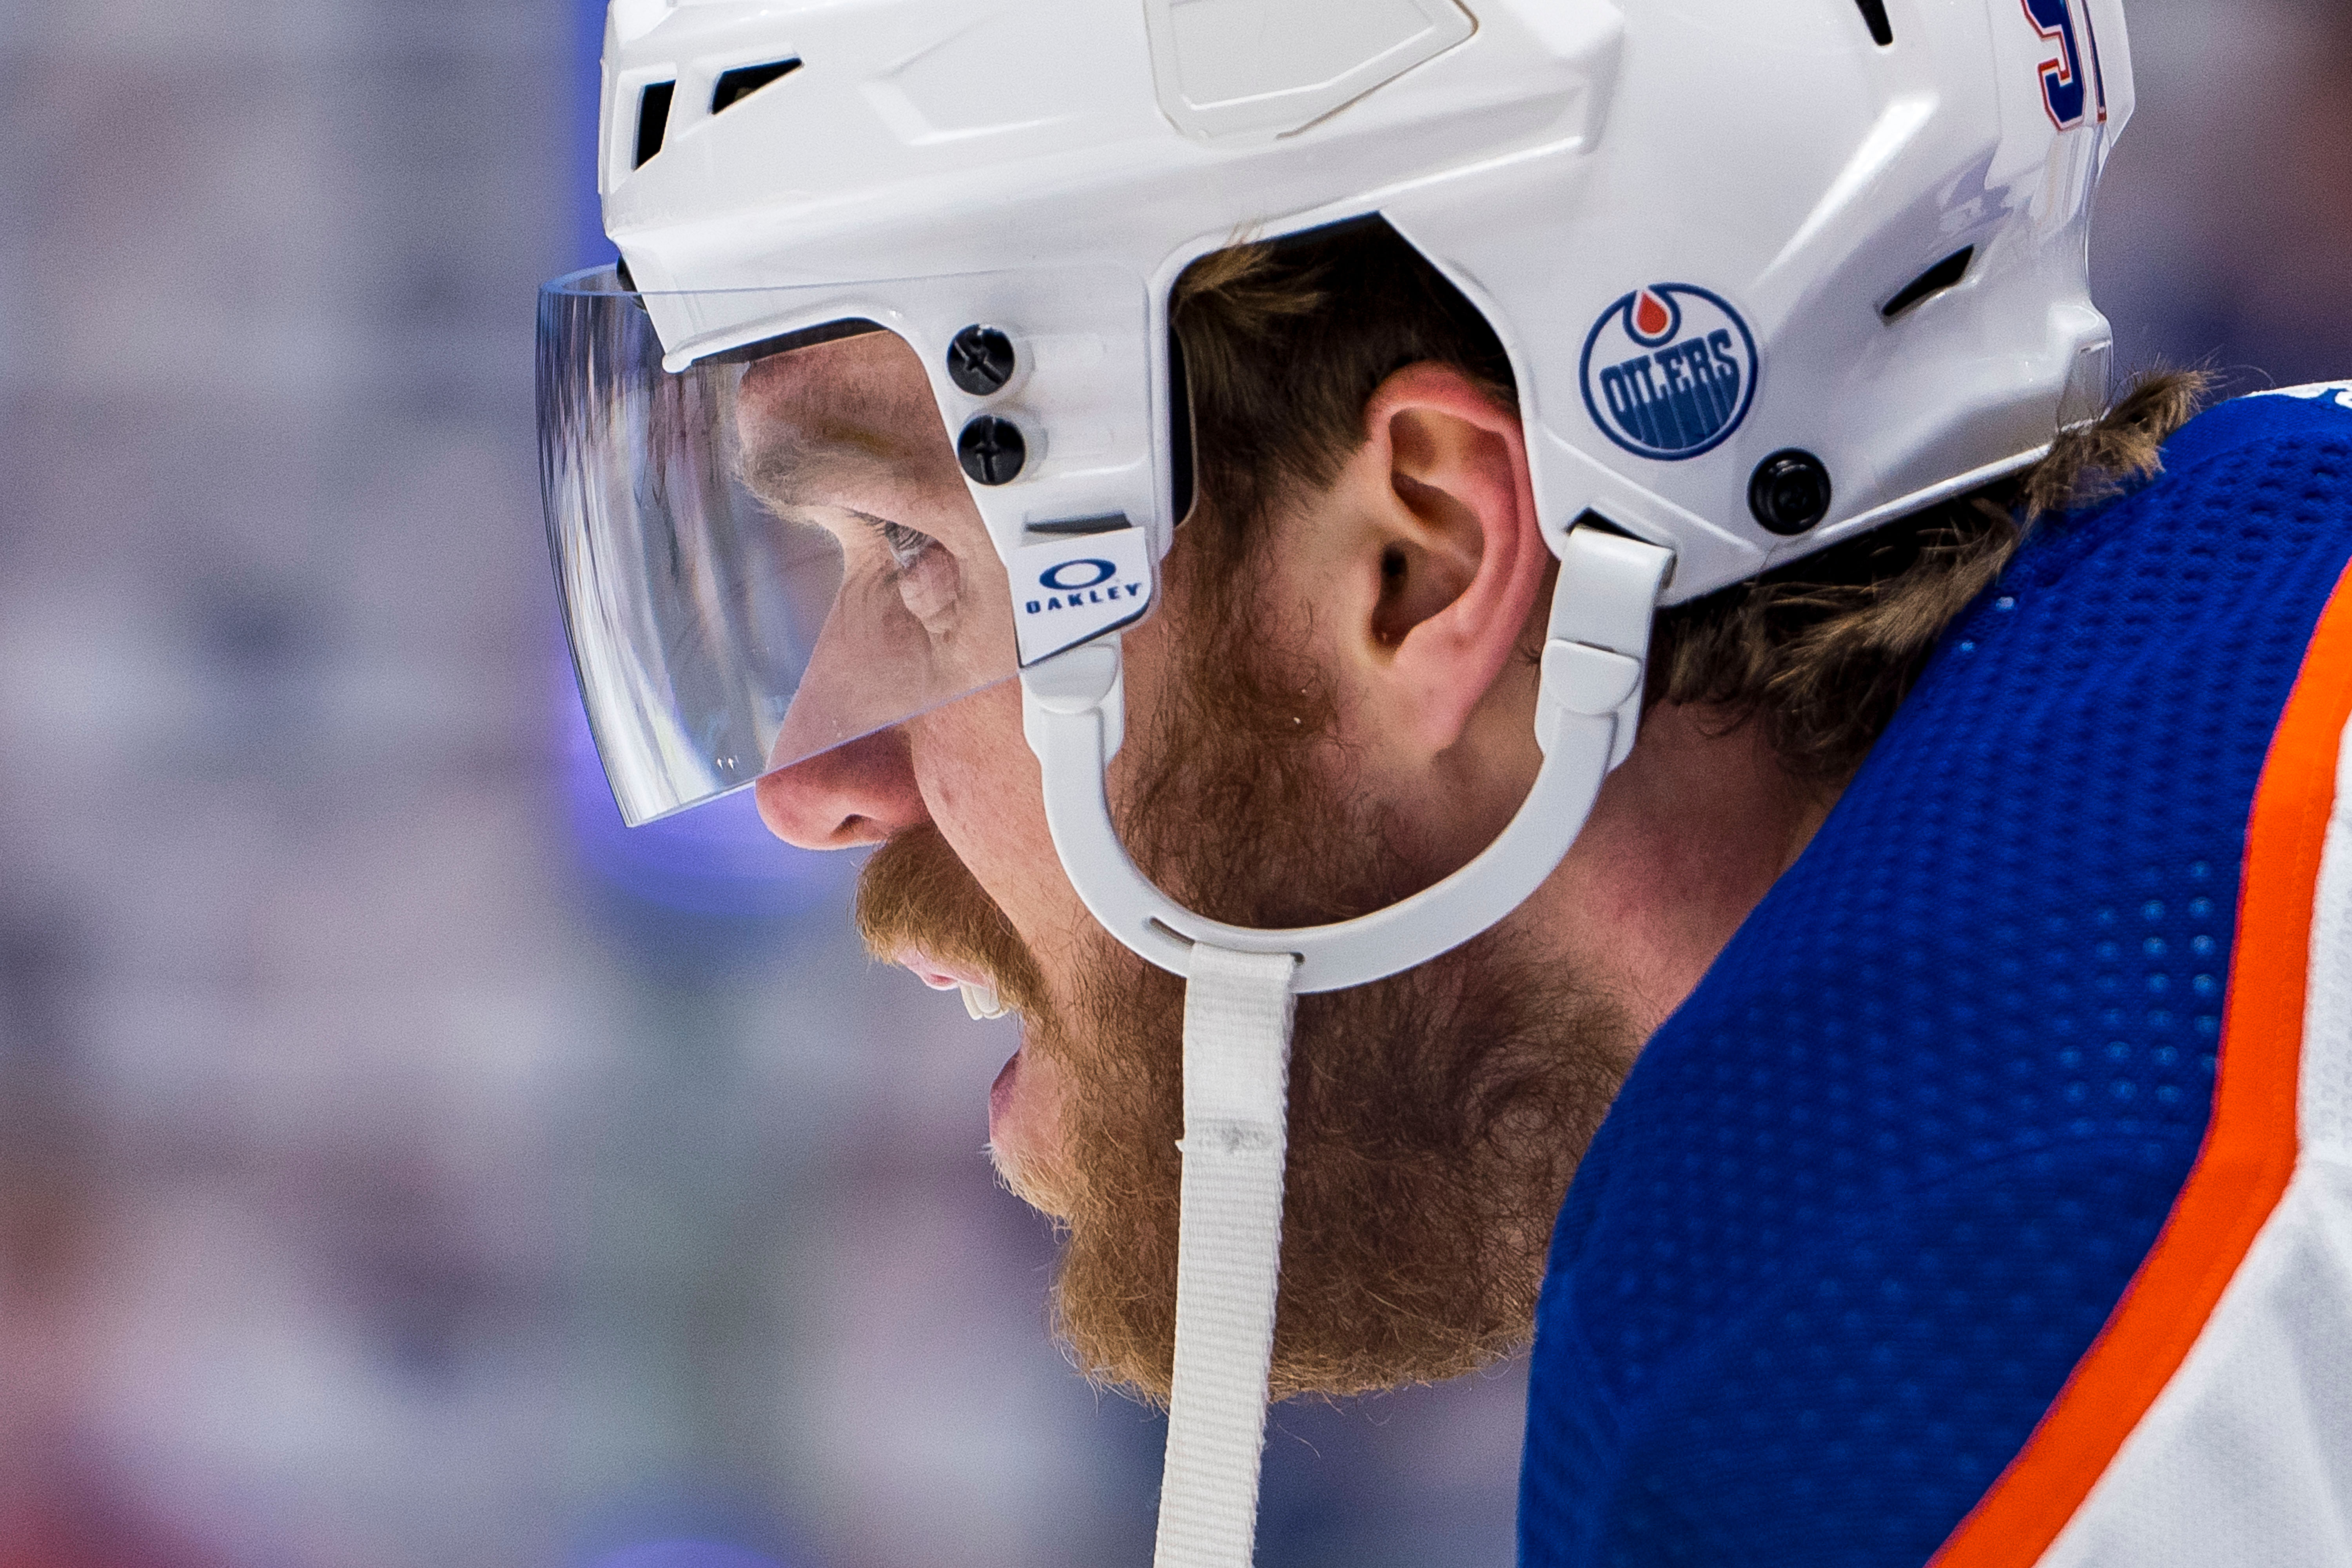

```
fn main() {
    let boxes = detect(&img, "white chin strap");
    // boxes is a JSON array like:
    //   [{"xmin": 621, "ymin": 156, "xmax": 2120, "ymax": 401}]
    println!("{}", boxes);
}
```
[{"xmin": 1020, "ymin": 525, "xmax": 1674, "ymax": 1567}]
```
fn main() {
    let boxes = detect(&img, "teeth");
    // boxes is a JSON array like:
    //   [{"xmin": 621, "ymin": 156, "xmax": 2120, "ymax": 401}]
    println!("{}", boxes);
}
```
[{"xmin": 960, "ymin": 981, "xmax": 1009, "ymax": 1021}]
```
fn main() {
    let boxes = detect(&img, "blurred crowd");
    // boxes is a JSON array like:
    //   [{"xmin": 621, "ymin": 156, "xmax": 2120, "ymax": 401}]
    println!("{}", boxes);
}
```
[{"xmin": 1, "ymin": 2, "xmax": 2347, "ymax": 1565}]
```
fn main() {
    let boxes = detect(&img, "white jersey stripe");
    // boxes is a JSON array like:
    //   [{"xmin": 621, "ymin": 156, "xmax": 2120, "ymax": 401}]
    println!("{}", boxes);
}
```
[{"xmin": 2034, "ymin": 711, "xmax": 2352, "ymax": 1566}]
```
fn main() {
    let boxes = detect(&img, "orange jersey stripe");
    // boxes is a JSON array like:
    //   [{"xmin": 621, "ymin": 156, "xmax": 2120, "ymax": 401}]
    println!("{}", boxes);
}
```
[{"xmin": 1927, "ymin": 556, "xmax": 2352, "ymax": 1568}]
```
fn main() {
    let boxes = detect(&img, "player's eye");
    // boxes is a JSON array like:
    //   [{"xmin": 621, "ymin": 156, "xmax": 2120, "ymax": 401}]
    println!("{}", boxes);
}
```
[
  {"xmin": 864, "ymin": 517, "xmax": 959, "ymax": 628},
  {"xmin": 874, "ymin": 517, "xmax": 938, "ymax": 573}
]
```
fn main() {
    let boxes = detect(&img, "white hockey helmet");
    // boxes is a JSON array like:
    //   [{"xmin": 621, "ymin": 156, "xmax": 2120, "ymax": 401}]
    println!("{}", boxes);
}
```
[
  {"xmin": 539, "ymin": 0, "xmax": 2129, "ymax": 1556},
  {"xmin": 543, "ymin": 0, "xmax": 2129, "ymax": 973}
]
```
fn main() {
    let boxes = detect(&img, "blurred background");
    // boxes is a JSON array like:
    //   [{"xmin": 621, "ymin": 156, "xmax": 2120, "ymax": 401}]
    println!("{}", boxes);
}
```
[{"xmin": 0, "ymin": 2, "xmax": 2346, "ymax": 1565}]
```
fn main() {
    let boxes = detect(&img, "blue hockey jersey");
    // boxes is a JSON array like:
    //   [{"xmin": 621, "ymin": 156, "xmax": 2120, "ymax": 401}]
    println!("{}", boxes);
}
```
[{"xmin": 1520, "ymin": 384, "xmax": 2352, "ymax": 1567}]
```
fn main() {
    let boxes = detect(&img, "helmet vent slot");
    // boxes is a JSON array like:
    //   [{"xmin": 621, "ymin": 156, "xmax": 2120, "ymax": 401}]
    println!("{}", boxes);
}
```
[
  {"xmin": 1853, "ymin": 0, "xmax": 1895, "ymax": 46},
  {"xmin": 713, "ymin": 60, "xmax": 803, "ymax": 115},
  {"xmin": 633, "ymin": 80, "xmax": 675, "ymax": 168},
  {"xmin": 1882, "ymin": 246, "xmax": 1975, "ymax": 320}
]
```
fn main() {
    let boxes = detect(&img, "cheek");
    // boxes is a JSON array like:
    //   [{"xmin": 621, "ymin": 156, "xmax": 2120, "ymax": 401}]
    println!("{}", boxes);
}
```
[
  {"xmin": 907, "ymin": 680, "xmax": 1094, "ymax": 970},
  {"xmin": 910, "ymin": 607, "xmax": 1185, "ymax": 991}
]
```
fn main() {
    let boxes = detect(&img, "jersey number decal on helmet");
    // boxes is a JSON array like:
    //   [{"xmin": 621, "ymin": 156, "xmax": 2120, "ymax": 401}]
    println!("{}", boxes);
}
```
[
  {"xmin": 2022, "ymin": 0, "xmax": 2108, "ymax": 132},
  {"xmin": 1579, "ymin": 285, "xmax": 1759, "ymax": 463}
]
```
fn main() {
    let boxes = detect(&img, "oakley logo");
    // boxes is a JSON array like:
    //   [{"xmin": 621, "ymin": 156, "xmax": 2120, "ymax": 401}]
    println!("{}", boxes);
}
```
[
  {"xmin": 1041, "ymin": 559, "xmax": 1117, "ymax": 592},
  {"xmin": 1027, "ymin": 557, "xmax": 1143, "ymax": 617},
  {"xmin": 1011, "ymin": 525, "xmax": 1153, "ymax": 667}
]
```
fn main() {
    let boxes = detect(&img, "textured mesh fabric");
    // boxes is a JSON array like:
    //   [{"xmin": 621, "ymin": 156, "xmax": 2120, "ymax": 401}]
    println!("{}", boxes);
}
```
[
  {"xmin": 2036, "ymin": 610, "xmax": 2352, "ymax": 1568},
  {"xmin": 1519, "ymin": 388, "xmax": 2352, "ymax": 1567}
]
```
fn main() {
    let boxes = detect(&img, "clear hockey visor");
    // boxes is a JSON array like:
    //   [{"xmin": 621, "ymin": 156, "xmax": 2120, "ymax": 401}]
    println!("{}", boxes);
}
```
[{"xmin": 538, "ymin": 267, "xmax": 1025, "ymax": 826}]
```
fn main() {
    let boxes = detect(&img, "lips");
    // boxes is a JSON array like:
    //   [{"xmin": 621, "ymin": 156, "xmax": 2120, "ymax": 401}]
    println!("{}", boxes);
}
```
[
  {"xmin": 896, "ymin": 947, "xmax": 981, "ymax": 992},
  {"xmin": 989, "ymin": 1049, "xmax": 1022, "ymax": 1137}
]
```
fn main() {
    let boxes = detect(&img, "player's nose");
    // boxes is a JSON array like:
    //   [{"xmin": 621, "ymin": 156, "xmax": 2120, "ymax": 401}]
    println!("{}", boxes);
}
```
[{"xmin": 755, "ymin": 728, "xmax": 927, "ymax": 849}]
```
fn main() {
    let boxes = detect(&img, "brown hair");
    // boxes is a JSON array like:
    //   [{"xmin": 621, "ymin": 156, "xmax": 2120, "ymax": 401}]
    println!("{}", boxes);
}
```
[{"xmin": 1170, "ymin": 220, "xmax": 2210, "ymax": 784}]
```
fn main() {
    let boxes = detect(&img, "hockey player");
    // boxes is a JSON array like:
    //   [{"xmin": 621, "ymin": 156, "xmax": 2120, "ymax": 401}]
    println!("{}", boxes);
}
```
[{"xmin": 539, "ymin": 0, "xmax": 2352, "ymax": 1561}]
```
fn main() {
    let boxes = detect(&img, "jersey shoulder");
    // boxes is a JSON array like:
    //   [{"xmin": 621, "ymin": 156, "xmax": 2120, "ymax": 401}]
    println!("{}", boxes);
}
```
[
  {"xmin": 1519, "ymin": 388, "xmax": 2352, "ymax": 1568},
  {"xmin": 2239, "ymin": 380, "xmax": 2352, "ymax": 412},
  {"xmin": 2154, "ymin": 380, "xmax": 2352, "ymax": 482},
  {"xmin": 1985, "ymin": 379, "xmax": 2352, "ymax": 648}
]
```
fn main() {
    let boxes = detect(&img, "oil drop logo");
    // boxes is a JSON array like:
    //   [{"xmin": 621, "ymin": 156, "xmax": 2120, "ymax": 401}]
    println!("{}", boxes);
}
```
[{"xmin": 1580, "ymin": 284, "xmax": 1759, "ymax": 462}]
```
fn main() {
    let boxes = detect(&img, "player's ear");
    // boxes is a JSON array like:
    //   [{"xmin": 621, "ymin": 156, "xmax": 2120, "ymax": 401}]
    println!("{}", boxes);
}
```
[{"xmin": 1320, "ymin": 361, "xmax": 1552, "ymax": 760}]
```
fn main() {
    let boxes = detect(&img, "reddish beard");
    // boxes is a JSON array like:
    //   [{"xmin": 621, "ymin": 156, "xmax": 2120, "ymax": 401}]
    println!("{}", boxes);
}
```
[{"xmin": 856, "ymin": 554, "xmax": 1634, "ymax": 1403}]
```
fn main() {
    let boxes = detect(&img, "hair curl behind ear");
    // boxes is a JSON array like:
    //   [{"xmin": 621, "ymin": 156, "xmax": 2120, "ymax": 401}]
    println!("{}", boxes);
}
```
[
  {"xmin": 2019, "ymin": 368, "xmax": 2210, "ymax": 521},
  {"xmin": 1650, "ymin": 367, "xmax": 2214, "ymax": 786}
]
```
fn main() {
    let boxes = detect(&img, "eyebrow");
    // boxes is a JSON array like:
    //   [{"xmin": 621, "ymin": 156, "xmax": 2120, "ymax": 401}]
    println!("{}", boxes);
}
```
[
  {"xmin": 743, "ymin": 421, "xmax": 908, "ymax": 512},
  {"xmin": 742, "ymin": 430, "xmax": 854, "ymax": 512},
  {"xmin": 749, "ymin": 470, "xmax": 919, "ymax": 558}
]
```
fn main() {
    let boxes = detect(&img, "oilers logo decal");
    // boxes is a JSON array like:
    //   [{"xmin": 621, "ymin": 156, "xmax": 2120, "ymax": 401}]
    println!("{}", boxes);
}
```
[{"xmin": 1581, "ymin": 285, "xmax": 1759, "ymax": 462}]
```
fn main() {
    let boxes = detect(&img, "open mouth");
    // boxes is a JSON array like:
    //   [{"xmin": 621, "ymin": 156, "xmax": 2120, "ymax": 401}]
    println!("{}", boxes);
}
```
[{"xmin": 896, "ymin": 949, "xmax": 1009, "ymax": 1020}]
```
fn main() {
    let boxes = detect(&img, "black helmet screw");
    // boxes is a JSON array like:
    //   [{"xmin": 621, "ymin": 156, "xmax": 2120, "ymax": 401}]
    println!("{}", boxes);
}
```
[
  {"xmin": 1749, "ymin": 449, "xmax": 1834, "ymax": 536},
  {"xmin": 947, "ymin": 325, "xmax": 1018, "ymax": 396},
  {"xmin": 958, "ymin": 415, "xmax": 1027, "ymax": 486}
]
